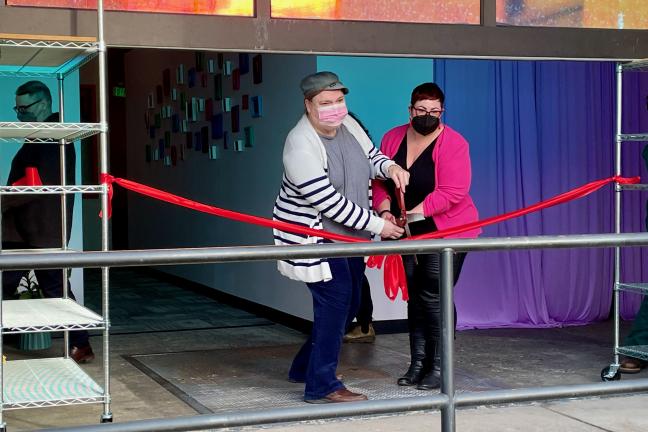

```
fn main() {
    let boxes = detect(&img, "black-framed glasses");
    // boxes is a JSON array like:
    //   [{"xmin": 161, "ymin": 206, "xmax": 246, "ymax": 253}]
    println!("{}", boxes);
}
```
[
  {"xmin": 13, "ymin": 99, "xmax": 42, "ymax": 114},
  {"xmin": 411, "ymin": 106, "xmax": 444, "ymax": 117}
]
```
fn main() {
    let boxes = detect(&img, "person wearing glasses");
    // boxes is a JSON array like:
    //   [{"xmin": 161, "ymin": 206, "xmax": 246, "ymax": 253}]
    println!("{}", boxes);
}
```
[
  {"xmin": 372, "ymin": 83, "xmax": 480, "ymax": 390},
  {"xmin": 2, "ymin": 80, "xmax": 94, "ymax": 363}
]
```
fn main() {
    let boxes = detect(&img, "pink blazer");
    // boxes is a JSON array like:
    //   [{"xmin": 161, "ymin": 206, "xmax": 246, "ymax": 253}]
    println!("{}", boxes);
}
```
[{"xmin": 373, "ymin": 124, "xmax": 481, "ymax": 239}]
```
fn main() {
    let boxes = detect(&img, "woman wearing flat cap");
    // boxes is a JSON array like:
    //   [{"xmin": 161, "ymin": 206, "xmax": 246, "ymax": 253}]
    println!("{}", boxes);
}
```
[{"xmin": 273, "ymin": 71, "xmax": 409, "ymax": 403}]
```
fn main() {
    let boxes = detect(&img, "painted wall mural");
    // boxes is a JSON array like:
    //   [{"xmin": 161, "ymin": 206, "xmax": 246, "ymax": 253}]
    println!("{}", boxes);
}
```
[
  {"xmin": 6, "ymin": 0, "xmax": 254, "ymax": 16},
  {"xmin": 144, "ymin": 50, "xmax": 263, "ymax": 167},
  {"xmin": 271, "ymin": 0, "xmax": 480, "ymax": 24},
  {"xmin": 496, "ymin": 0, "xmax": 648, "ymax": 29}
]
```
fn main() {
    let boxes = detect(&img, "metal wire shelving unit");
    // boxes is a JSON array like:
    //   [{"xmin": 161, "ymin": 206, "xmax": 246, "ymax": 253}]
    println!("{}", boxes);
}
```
[
  {"xmin": 0, "ymin": 1, "xmax": 112, "ymax": 429},
  {"xmin": 601, "ymin": 60, "xmax": 648, "ymax": 381}
]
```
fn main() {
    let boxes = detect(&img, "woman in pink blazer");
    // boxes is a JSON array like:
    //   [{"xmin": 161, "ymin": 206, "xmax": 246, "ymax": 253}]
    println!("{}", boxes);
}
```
[{"xmin": 373, "ymin": 83, "xmax": 480, "ymax": 390}]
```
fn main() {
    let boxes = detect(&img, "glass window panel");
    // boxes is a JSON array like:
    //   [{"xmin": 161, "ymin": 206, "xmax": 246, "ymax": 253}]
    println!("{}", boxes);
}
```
[
  {"xmin": 272, "ymin": 0, "xmax": 480, "ymax": 25},
  {"xmin": 496, "ymin": 0, "xmax": 648, "ymax": 30},
  {"xmin": 6, "ymin": 0, "xmax": 254, "ymax": 17}
]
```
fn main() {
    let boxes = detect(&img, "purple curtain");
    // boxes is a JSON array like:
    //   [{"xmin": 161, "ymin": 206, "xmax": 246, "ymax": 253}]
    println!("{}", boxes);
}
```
[{"xmin": 434, "ymin": 60, "xmax": 648, "ymax": 329}]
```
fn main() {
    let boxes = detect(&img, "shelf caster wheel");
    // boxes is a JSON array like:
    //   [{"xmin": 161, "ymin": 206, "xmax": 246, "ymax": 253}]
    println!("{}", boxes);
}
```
[
  {"xmin": 101, "ymin": 414, "xmax": 113, "ymax": 423},
  {"xmin": 601, "ymin": 366, "xmax": 621, "ymax": 381}
]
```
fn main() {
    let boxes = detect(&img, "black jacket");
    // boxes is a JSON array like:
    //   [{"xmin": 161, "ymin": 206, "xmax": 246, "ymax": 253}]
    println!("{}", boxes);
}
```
[{"xmin": 2, "ymin": 113, "xmax": 76, "ymax": 248}]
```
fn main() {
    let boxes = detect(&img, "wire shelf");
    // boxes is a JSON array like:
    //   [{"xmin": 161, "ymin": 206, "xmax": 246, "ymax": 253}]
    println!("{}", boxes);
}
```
[
  {"xmin": 0, "ymin": 70, "xmax": 65, "ymax": 79},
  {"xmin": 0, "ymin": 24, "xmax": 110, "ymax": 422},
  {"xmin": 0, "ymin": 34, "xmax": 98, "ymax": 76},
  {"xmin": 0, "ymin": 248, "xmax": 79, "ymax": 255},
  {"xmin": 0, "ymin": 185, "xmax": 104, "ymax": 195},
  {"xmin": 617, "ymin": 282, "xmax": 648, "ymax": 295},
  {"xmin": 0, "ymin": 122, "xmax": 104, "ymax": 142},
  {"xmin": 620, "ymin": 59, "xmax": 648, "ymax": 72},
  {"xmin": 0, "ymin": 53, "xmax": 99, "ymax": 79},
  {"xmin": 618, "ymin": 134, "xmax": 648, "ymax": 142},
  {"xmin": 0, "ymin": 36, "xmax": 97, "ymax": 50},
  {"xmin": 2, "ymin": 298, "xmax": 104, "ymax": 334},
  {"xmin": 617, "ymin": 345, "xmax": 648, "ymax": 362},
  {"xmin": 3, "ymin": 358, "xmax": 104, "ymax": 409},
  {"xmin": 618, "ymin": 184, "xmax": 648, "ymax": 191}
]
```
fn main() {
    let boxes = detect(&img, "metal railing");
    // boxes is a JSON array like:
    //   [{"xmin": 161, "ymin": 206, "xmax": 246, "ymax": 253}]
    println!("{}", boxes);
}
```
[{"xmin": 2, "ymin": 232, "xmax": 645, "ymax": 432}]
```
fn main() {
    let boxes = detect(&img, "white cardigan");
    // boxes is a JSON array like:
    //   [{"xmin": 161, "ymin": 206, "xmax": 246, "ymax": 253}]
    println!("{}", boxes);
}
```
[{"xmin": 273, "ymin": 114, "xmax": 395, "ymax": 283}]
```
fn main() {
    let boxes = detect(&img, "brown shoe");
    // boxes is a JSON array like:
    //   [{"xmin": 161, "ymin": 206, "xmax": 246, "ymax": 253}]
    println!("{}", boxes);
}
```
[
  {"xmin": 305, "ymin": 388, "xmax": 367, "ymax": 404},
  {"xmin": 343, "ymin": 324, "xmax": 376, "ymax": 344},
  {"xmin": 70, "ymin": 345, "xmax": 95, "ymax": 364},
  {"xmin": 619, "ymin": 357, "xmax": 647, "ymax": 374}
]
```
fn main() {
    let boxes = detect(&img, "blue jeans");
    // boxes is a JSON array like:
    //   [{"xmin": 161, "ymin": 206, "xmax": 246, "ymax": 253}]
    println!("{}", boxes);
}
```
[{"xmin": 289, "ymin": 257, "xmax": 365, "ymax": 400}]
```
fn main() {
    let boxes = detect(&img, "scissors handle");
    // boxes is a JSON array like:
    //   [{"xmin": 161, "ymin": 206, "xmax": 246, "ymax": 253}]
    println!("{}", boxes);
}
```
[
  {"xmin": 396, "ymin": 188, "xmax": 418, "ymax": 263},
  {"xmin": 395, "ymin": 188, "xmax": 408, "ymax": 228}
]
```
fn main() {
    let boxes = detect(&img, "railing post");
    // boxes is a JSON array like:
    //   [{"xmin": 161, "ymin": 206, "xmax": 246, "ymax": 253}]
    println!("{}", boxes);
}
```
[
  {"xmin": 613, "ymin": 62, "xmax": 623, "ymax": 371},
  {"xmin": 96, "ymin": 0, "xmax": 113, "ymax": 423},
  {"xmin": 57, "ymin": 74, "xmax": 71, "ymax": 359},
  {"xmin": 440, "ymin": 248, "xmax": 456, "ymax": 432}
]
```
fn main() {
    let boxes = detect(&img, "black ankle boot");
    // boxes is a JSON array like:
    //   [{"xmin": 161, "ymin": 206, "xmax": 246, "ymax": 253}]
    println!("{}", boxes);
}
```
[
  {"xmin": 418, "ymin": 338, "xmax": 441, "ymax": 390},
  {"xmin": 397, "ymin": 360, "xmax": 427, "ymax": 386},
  {"xmin": 398, "ymin": 325, "xmax": 427, "ymax": 386},
  {"xmin": 416, "ymin": 366, "xmax": 440, "ymax": 390}
]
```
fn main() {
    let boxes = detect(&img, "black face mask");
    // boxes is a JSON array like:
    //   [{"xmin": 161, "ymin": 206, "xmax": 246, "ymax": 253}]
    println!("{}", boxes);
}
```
[
  {"xmin": 17, "ymin": 111, "xmax": 38, "ymax": 122},
  {"xmin": 411, "ymin": 115, "xmax": 440, "ymax": 136}
]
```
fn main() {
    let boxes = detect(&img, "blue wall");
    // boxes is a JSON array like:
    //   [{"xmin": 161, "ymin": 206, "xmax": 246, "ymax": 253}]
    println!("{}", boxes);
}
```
[
  {"xmin": 0, "ymin": 74, "xmax": 85, "ymax": 301},
  {"xmin": 317, "ymin": 56, "xmax": 434, "ymax": 145},
  {"xmin": 316, "ymin": 55, "xmax": 435, "ymax": 320},
  {"xmin": 433, "ymin": 59, "xmax": 647, "ymax": 327}
]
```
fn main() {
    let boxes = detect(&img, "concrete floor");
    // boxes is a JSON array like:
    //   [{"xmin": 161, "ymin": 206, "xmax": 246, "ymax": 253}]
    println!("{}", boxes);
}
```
[{"xmin": 2, "ymin": 269, "xmax": 647, "ymax": 431}]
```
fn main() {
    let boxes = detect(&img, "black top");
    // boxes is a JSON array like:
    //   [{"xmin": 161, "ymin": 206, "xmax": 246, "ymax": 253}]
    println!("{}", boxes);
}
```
[
  {"xmin": 2, "ymin": 112, "xmax": 76, "ymax": 248},
  {"xmin": 387, "ymin": 135, "xmax": 438, "ymax": 236}
]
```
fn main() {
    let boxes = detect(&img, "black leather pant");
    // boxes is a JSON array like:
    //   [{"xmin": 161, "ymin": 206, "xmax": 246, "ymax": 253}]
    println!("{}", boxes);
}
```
[
  {"xmin": 347, "ymin": 275, "xmax": 373, "ymax": 333},
  {"xmin": 403, "ymin": 252, "xmax": 466, "ymax": 368}
]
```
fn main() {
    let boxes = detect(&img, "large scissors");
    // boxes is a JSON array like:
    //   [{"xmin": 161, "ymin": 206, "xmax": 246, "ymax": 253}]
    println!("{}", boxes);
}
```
[{"xmin": 395, "ymin": 188, "xmax": 424, "ymax": 264}]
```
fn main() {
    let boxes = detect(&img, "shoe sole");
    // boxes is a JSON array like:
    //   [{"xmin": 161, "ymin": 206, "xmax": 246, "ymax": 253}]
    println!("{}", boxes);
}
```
[
  {"xmin": 619, "ymin": 367, "xmax": 642, "ymax": 374},
  {"xmin": 304, "ymin": 398, "xmax": 333, "ymax": 404},
  {"xmin": 75, "ymin": 355, "xmax": 95, "ymax": 364},
  {"xmin": 305, "ymin": 397, "xmax": 367, "ymax": 404},
  {"xmin": 344, "ymin": 337, "xmax": 375, "ymax": 344},
  {"xmin": 417, "ymin": 384, "xmax": 440, "ymax": 390}
]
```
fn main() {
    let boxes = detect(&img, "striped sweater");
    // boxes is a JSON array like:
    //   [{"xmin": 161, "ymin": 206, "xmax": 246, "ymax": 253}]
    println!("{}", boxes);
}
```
[{"xmin": 273, "ymin": 114, "xmax": 395, "ymax": 283}]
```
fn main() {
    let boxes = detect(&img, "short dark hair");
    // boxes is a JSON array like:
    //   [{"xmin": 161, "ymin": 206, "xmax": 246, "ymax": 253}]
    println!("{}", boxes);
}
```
[
  {"xmin": 410, "ymin": 82, "xmax": 445, "ymax": 107},
  {"xmin": 16, "ymin": 80, "xmax": 52, "ymax": 106},
  {"xmin": 348, "ymin": 111, "xmax": 371, "ymax": 140}
]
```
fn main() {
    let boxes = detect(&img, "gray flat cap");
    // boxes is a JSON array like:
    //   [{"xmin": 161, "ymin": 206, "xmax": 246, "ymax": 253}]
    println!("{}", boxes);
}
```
[{"xmin": 300, "ymin": 71, "xmax": 349, "ymax": 98}]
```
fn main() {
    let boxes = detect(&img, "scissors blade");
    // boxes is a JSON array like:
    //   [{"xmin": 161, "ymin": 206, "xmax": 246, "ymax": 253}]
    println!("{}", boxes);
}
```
[
  {"xmin": 396, "ymin": 188, "xmax": 418, "ymax": 264},
  {"xmin": 407, "ymin": 213, "xmax": 425, "ymax": 224},
  {"xmin": 404, "ymin": 223, "xmax": 413, "ymax": 238}
]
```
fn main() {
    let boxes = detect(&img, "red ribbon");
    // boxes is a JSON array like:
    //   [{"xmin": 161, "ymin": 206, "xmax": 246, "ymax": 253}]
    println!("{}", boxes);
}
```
[
  {"xmin": 411, "ymin": 175, "xmax": 638, "ymax": 241},
  {"xmin": 367, "ymin": 255, "xmax": 409, "ymax": 301},
  {"xmin": 99, "ymin": 173, "xmax": 363, "ymax": 242},
  {"xmin": 12, "ymin": 167, "xmax": 42, "ymax": 186},
  {"xmin": 99, "ymin": 173, "xmax": 114, "ymax": 219},
  {"xmin": 99, "ymin": 174, "xmax": 639, "ymax": 302},
  {"xmin": 366, "ymin": 175, "xmax": 639, "ymax": 301}
]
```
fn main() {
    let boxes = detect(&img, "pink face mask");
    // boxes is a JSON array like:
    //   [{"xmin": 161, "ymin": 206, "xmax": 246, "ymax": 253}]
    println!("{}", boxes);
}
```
[{"xmin": 317, "ymin": 102, "xmax": 348, "ymax": 127}]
